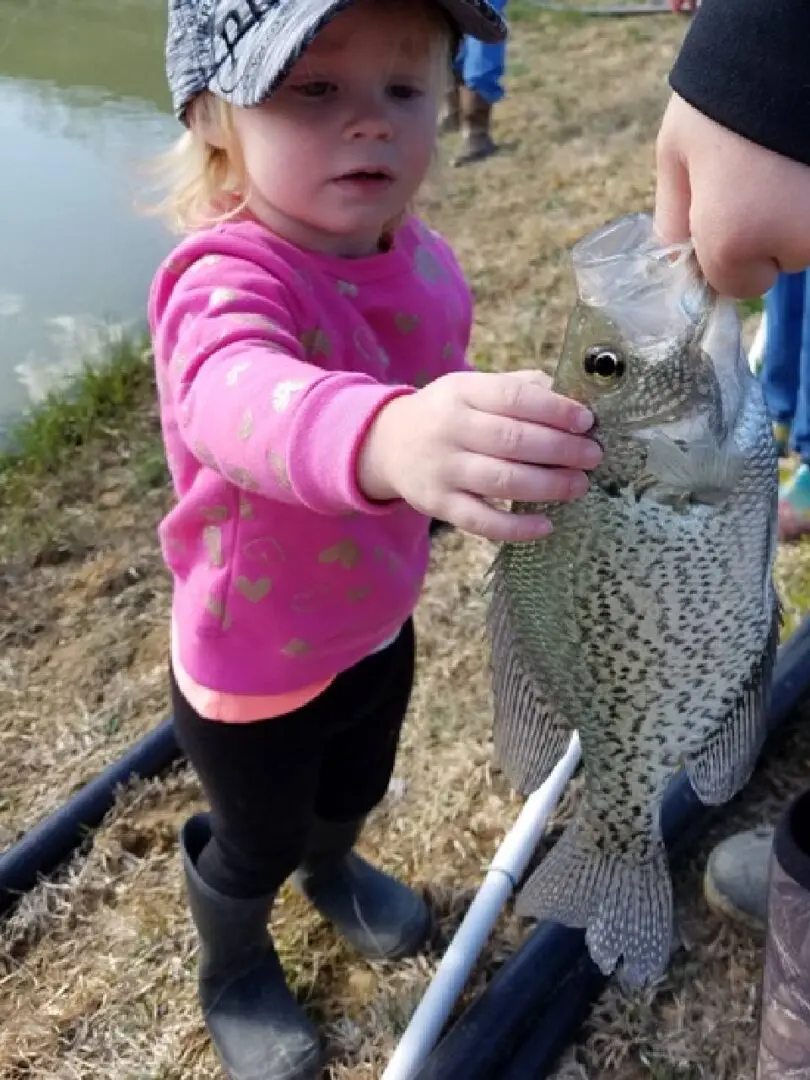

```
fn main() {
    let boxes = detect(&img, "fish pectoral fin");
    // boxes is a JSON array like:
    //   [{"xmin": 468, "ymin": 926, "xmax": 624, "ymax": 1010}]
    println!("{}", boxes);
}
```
[
  {"xmin": 638, "ymin": 432, "xmax": 746, "ymax": 507},
  {"xmin": 486, "ymin": 553, "xmax": 573, "ymax": 795},
  {"xmin": 516, "ymin": 812, "xmax": 674, "ymax": 989},
  {"xmin": 684, "ymin": 607, "xmax": 779, "ymax": 805}
]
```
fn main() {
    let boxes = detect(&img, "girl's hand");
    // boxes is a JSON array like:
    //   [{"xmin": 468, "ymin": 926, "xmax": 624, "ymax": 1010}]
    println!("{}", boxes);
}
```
[{"xmin": 357, "ymin": 369, "xmax": 602, "ymax": 542}]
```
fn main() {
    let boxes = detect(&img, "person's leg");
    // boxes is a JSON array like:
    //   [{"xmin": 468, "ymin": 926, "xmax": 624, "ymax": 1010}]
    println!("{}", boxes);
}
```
[
  {"xmin": 453, "ymin": 0, "xmax": 507, "ymax": 166},
  {"xmin": 777, "ymin": 270, "xmax": 810, "ymax": 540},
  {"xmin": 760, "ymin": 271, "xmax": 804, "ymax": 456},
  {"xmin": 172, "ymin": 677, "xmax": 329, "ymax": 1080},
  {"xmin": 439, "ymin": 41, "xmax": 466, "ymax": 134},
  {"xmin": 292, "ymin": 619, "xmax": 431, "ymax": 958}
]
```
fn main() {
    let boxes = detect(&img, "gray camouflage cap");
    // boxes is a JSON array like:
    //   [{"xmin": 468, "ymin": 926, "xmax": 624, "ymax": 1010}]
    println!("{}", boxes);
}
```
[{"xmin": 166, "ymin": 0, "xmax": 507, "ymax": 121}]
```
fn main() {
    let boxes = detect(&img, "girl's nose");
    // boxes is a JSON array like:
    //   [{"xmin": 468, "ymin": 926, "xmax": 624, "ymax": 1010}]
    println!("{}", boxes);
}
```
[{"xmin": 345, "ymin": 95, "xmax": 394, "ymax": 141}]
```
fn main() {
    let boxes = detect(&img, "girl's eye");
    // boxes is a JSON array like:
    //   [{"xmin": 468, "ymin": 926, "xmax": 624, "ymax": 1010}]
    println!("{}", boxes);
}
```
[
  {"xmin": 388, "ymin": 84, "xmax": 422, "ymax": 101},
  {"xmin": 293, "ymin": 81, "xmax": 335, "ymax": 98}
]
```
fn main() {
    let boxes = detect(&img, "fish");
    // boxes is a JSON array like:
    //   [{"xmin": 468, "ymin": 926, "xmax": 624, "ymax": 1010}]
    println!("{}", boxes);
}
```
[{"xmin": 486, "ymin": 212, "xmax": 780, "ymax": 989}]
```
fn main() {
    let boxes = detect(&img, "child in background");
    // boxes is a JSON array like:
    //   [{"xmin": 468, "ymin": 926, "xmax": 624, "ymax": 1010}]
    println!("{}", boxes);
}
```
[
  {"xmin": 440, "ymin": 0, "xmax": 507, "ymax": 166},
  {"xmin": 149, "ymin": 0, "xmax": 602, "ymax": 1077},
  {"xmin": 759, "ymin": 270, "xmax": 810, "ymax": 541}
]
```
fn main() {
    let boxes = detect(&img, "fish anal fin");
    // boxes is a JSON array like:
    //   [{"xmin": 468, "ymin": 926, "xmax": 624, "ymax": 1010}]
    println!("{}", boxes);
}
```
[{"xmin": 684, "ymin": 609, "xmax": 779, "ymax": 806}]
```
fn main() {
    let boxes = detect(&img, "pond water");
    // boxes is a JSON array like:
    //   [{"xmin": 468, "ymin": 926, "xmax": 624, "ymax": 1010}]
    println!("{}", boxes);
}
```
[{"xmin": 0, "ymin": 0, "xmax": 178, "ymax": 430}]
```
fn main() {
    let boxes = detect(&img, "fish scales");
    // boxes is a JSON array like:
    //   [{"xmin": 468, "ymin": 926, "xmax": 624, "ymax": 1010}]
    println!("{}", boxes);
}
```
[{"xmin": 487, "ymin": 212, "xmax": 780, "ymax": 988}]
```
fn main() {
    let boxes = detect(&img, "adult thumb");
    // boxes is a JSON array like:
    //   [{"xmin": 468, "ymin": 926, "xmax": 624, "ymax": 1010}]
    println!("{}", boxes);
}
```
[{"xmin": 653, "ymin": 138, "xmax": 692, "ymax": 246}]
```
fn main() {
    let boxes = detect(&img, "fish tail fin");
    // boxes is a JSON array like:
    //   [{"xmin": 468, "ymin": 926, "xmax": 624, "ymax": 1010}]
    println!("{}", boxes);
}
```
[{"xmin": 516, "ymin": 806, "xmax": 673, "ymax": 988}]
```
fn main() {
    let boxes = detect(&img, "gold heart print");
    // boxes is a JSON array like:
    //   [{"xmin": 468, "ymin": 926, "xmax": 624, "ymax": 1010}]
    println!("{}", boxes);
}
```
[
  {"xmin": 353, "ymin": 325, "xmax": 390, "ymax": 368},
  {"xmin": 272, "ymin": 380, "xmax": 307, "ymax": 413},
  {"xmin": 238, "ymin": 409, "xmax": 254, "ymax": 441},
  {"xmin": 205, "ymin": 593, "xmax": 231, "ymax": 629},
  {"xmin": 282, "ymin": 638, "xmax": 310, "ymax": 657},
  {"xmin": 336, "ymin": 280, "xmax": 358, "ymax": 297},
  {"xmin": 268, "ymin": 450, "xmax": 291, "ymax": 489},
  {"xmin": 233, "ymin": 313, "xmax": 277, "ymax": 332},
  {"xmin": 202, "ymin": 525, "xmax": 224, "ymax": 567},
  {"xmin": 239, "ymin": 495, "xmax": 254, "ymax": 520},
  {"xmin": 291, "ymin": 584, "xmax": 332, "ymax": 613},
  {"xmin": 208, "ymin": 287, "xmax": 239, "ymax": 311},
  {"xmin": 414, "ymin": 245, "xmax": 444, "ymax": 284},
  {"xmin": 318, "ymin": 538, "xmax": 362, "ymax": 570},
  {"xmin": 236, "ymin": 575, "xmax": 272, "ymax": 603},
  {"xmin": 194, "ymin": 441, "xmax": 218, "ymax": 469},
  {"xmin": 228, "ymin": 466, "xmax": 260, "ymax": 492},
  {"xmin": 346, "ymin": 584, "xmax": 372, "ymax": 604},
  {"xmin": 300, "ymin": 328, "xmax": 331, "ymax": 358},
  {"xmin": 243, "ymin": 535, "xmax": 286, "ymax": 565},
  {"xmin": 225, "ymin": 361, "xmax": 251, "ymax": 387},
  {"xmin": 189, "ymin": 254, "xmax": 222, "ymax": 274},
  {"xmin": 395, "ymin": 312, "xmax": 420, "ymax": 335},
  {"xmin": 200, "ymin": 505, "xmax": 229, "ymax": 523}
]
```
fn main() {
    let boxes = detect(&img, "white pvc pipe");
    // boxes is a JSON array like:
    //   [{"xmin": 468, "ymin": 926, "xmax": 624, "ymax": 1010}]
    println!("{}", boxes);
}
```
[{"xmin": 381, "ymin": 731, "xmax": 583, "ymax": 1080}]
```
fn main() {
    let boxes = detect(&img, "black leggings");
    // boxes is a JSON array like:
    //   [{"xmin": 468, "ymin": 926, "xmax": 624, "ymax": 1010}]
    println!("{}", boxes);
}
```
[{"xmin": 172, "ymin": 619, "xmax": 416, "ymax": 899}]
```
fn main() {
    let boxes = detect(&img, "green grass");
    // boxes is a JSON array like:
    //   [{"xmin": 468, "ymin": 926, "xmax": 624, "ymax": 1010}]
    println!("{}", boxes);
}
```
[
  {"xmin": 738, "ymin": 296, "xmax": 765, "ymax": 319},
  {"xmin": 0, "ymin": 337, "xmax": 156, "ymax": 477}
]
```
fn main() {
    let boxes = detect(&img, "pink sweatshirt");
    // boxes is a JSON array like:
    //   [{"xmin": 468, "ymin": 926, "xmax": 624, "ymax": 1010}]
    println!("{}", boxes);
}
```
[{"xmin": 148, "ymin": 216, "xmax": 473, "ymax": 703}]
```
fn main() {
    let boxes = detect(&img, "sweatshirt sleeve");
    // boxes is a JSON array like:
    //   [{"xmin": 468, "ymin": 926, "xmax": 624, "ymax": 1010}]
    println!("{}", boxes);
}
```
[
  {"xmin": 151, "ymin": 252, "xmax": 415, "ymax": 517},
  {"xmin": 670, "ymin": 0, "xmax": 810, "ymax": 167}
]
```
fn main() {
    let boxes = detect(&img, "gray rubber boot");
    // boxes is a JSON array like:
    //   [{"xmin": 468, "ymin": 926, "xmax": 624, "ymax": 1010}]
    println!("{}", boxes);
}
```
[
  {"xmin": 181, "ymin": 814, "xmax": 322, "ymax": 1080},
  {"xmin": 292, "ymin": 817, "xmax": 431, "ymax": 960},
  {"xmin": 703, "ymin": 826, "xmax": 773, "ymax": 931}
]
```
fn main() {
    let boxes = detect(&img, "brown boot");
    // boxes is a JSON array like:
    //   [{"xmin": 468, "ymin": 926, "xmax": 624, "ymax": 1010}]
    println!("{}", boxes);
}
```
[
  {"xmin": 453, "ymin": 87, "xmax": 498, "ymax": 167},
  {"xmin": 438, "ymin": 78, "xmax": 461, "ymax": 135},
  {"xmin": 757, "ymin": 789, "xmax": 810, "ymax": 1078}
]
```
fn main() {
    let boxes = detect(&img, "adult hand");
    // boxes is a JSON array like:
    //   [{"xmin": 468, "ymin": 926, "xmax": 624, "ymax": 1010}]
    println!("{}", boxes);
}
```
[{"xmin": 654, "ymin": 94, "xmax": 810, "ymax": 297}]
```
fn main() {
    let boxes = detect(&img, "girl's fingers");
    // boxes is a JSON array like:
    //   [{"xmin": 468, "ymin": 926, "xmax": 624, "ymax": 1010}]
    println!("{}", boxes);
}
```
[
  {"xmin": 444, "ymin": 492, "xmax": 553, "ymax": 543},
  {"xmin": 462, "ymin": 371, "xmax": 595, "ymax": 434},
  {"xmin": 459, "ymin": 454, "xmax": 590, "ymax": 505},
  {"xmin": 460, "ymin": 410, "xmax": 603, "ymax": 470}
]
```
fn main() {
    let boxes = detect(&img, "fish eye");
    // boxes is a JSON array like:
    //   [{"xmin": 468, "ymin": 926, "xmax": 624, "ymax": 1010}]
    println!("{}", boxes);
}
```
[{"xmin": 583, "ymin": 345, "xmax": 626, "ymax": 382}]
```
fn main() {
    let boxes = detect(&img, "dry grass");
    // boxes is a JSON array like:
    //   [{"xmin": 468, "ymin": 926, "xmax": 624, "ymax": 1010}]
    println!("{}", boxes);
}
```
[{"xmin": 2, "ymin": 8, "xmax": 810, "ymax": 1079}]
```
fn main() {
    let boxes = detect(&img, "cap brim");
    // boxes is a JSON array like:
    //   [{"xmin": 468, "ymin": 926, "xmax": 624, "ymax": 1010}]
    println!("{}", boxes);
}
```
[
  {"xmin": 436, "ymin": 0, "xmax": 508, "ymax": 43},
  {"xmin": 207, "ymin": 0, "xmax": 506, "ymax": 110}
]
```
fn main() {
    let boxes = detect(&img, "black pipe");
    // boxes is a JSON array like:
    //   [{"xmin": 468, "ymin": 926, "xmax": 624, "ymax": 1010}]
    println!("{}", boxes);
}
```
[
  {"xmin": 414, "ymin": 614, "xmax": 810, "ymax": 1080},
  {"xmin": 0, "ymin": 716, "xmax": 182, "ymax": 914}
]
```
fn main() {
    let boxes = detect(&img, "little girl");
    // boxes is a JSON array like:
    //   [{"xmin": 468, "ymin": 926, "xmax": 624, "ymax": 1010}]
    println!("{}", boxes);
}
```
[{"xmin": 150, "ymin": 0, "xmax": 602, "ymax": 1076}]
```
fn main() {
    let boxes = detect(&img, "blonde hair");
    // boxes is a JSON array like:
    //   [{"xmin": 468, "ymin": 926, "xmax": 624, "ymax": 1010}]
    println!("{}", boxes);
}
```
[{"xmin": 148, "ymin": 0, "xmax": 453, "ymax": 237}]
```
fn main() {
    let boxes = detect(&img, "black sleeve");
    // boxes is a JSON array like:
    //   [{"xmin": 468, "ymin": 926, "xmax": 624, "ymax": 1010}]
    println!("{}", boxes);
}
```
[{"xmin": 669, "ymin": 0, "xmax": 810, "ymax": 167}]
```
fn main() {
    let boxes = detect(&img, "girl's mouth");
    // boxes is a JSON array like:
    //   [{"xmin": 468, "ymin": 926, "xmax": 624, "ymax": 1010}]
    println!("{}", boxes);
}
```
[{"xmin": 334, "ymin": 168, "xmax": 395, "ymax": 186}]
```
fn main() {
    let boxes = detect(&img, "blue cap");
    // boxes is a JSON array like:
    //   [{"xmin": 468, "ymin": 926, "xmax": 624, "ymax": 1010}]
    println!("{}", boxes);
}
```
[{"xmin": 166, "ymin": 0, "xmax": 507, "ymax": 120}]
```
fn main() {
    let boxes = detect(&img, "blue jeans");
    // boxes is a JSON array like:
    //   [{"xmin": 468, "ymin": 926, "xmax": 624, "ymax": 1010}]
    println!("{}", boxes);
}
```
[
  {"xmin": 453, "ymin": 0, "xmax": 507, "ymax": 104},
  {"xmin": 761, "ymin": 270, "xmax": 810, "ymax": 463}
]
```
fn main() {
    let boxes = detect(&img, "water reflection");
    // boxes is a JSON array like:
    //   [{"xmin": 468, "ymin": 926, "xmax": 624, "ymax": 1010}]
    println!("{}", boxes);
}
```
[{"xmin": 0, "ymin": 0, "xmax": 177, "ymax": 427}]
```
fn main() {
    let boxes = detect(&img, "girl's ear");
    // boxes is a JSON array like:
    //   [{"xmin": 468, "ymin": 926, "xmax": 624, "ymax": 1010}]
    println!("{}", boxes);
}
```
[{"xmin": 188, "ymin": 93, "xmax": 230, "ymax": 150}]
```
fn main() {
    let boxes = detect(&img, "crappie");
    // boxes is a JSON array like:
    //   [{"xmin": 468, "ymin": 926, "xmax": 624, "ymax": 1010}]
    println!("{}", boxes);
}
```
[{"xmin": 487, "ymin": 212, "xmax": 780, "ymax": 988}]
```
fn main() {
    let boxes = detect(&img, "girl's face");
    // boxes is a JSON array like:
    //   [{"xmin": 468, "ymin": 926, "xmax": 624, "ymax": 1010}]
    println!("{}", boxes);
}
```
[{"xmin": 224, "ymin": 0, "xmax": 447, "ymax": 257}]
